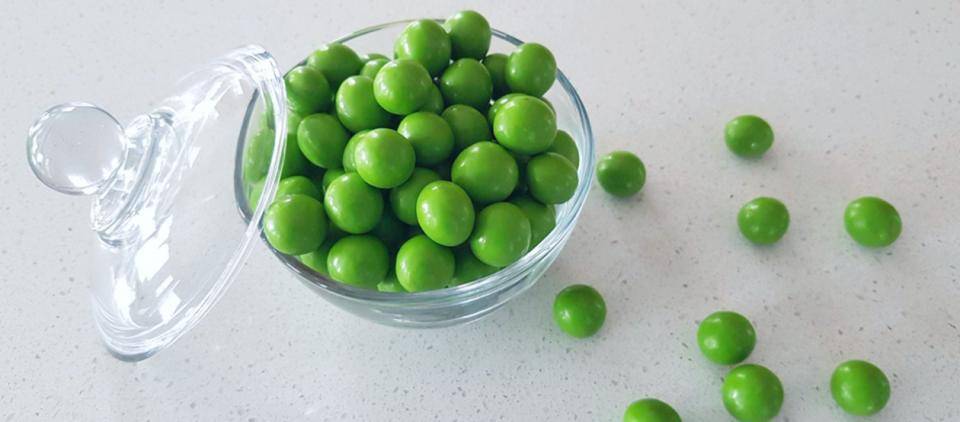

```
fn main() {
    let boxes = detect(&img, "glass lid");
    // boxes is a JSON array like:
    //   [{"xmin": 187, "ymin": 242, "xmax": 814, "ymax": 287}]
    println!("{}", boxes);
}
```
[{"xmin": 26, "ymin": 45, "xmax": 288, "ymax": 361}]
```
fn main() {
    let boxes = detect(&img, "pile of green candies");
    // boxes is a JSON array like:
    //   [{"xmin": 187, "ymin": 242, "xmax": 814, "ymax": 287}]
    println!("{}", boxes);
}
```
[{"xmin": 245, "ymin": 10, "xmax": 580, "ymax": 293}]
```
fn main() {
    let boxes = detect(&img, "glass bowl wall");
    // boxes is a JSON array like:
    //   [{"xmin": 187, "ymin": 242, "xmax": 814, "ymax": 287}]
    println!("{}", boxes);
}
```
[{"xmin": 238, "ymin": 20, "xmax": 595, "ymax": 327}]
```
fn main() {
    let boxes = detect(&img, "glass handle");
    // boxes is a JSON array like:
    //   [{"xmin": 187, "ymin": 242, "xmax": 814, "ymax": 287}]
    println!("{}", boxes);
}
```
[{"xmin": 27, "ymin": 102, "xmax": 129, "ymax": 196}]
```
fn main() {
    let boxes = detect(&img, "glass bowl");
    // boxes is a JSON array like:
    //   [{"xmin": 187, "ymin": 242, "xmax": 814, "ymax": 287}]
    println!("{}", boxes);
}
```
[{"xmin": 239, "ymin": 20, "xmax": 596, "ymax": 328}]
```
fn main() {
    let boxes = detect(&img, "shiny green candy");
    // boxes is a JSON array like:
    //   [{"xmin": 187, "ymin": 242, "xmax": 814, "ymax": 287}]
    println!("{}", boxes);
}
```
[
  {"xmin": 444, "ymin": 10, "xmax": 491, "ymax": 60},
  {"xmin": 359, "ymin": 57, "xmax": 388, "ymax": 79},
  {"xmin": 738, "ymin": 197, "xmax": 790, "ymax": 245},
  {"xmin": 493, "ymin": 95, "xmax": 557, "ymax": 155},
  {"xmin": 552, "ymin": 284, "xmax": 606, "ymax": 338},
  {"xmin": 844, "ymin": 196, "xmax": 902, "ymax": 247},
  {"xmin": 263, "ymin": 194, "xmax": 327, "ymax": 255},
  {"xmin": 469, "ymin": 202, "xmax": 531, "ymax": 267},
  {"xmin": 306, "ymin": 43, "xmax": 363, "ymax": 88},
  {"xmin": 526, "ymin": 152, "xmax": 578, "ymax": 204},
  {"xmin": 482, "ymin": 53, "xmax": 509, "ymax": 98},
  {"xmin": 335, "ymin": 75, "xmax": 390, "ymax": 132},
  {"xmin": 441, "ymin": 104, "xmax": 491, "ymax": 152},
  {"xmin": 440, "ymin": 58, "xmax": 493, "ymax": 110},
  {"xmin": 397, "ymin": 112, "xmax": 455, "ymax": 166},
  {"xmin": 326, "ymin": 235, "xmax": 389, "ymax": 289},
  {"xmin": 420, "ymin": 84, "xmax": 445, "ymax": 114},
  {"xmin": 390, "ymin": 168, "xmax": 441, "ymax": 225},
  {"xmin": 341, "ymin": 131, "xmax": 366, "ymax": 172},
  {"xmin": 323, "ymin": 172, "xmax": 383, "ymax": 234},
  {"xmin": 394, "ymin": 19, "xmax": 451, "ymax": 77},
  {"xmin": 623, "ymin": 398, "xmax": 681, "ymax": 422},
  {"xmin": 505, "ymin": 43, "xmax": 557, "ymax": 97},
  {"xmin": 299, "ymin": 240, "xmax": 333, "ymax": 275},
  {"xmin": 416, "ymin": 181, "xmax": 476, "ymax": 247},
  {"xmin": 451, "ymin": 142, "xmax": 518, "ymax": 204},
  {"xmin": 722, "ymin": 364, "xmax": 784, "ymax": 422},
  {"xmin": 831, "ymin": 360, "xmax": 890, "ymax": 416},
  {"xmin": 487, "ymin": 92, "xmax": 522, "ymax": 123},
  {"xmin": 284, "ymin": 66, "xmax": 332, "ymax": 115},
  {"xmin": 395, "ymin": 234, "xmax": 455, "ymax": 292},
  {"xmin": 596, "ymin": 151, "xmax": 645, "ymax": 197},
  {"xmin": 510, "ymin": 195, "xmax": 556, "ymax": 246},
  {"xmin": 373, "ymin": 59, "xmax": 434, "ymax": 115},
  {"xmin": 297, "ymin": 113, "xmax": 350, "ymax": 169},
  {"xmin": 276, "ymin": 175, "xmax": 322, "ymax": 201},
  {"xmin": 547, "ymin": 130, "xmax": 579, "ymax": 168},
  {"xmin": 697, "ymin": 311, "xmax": 756, "ymax": 365},
  {"xmin": 725, "ymin": 115, "xmax": 774, "ymax": 158},
  {"xmin": 451, "ymin": 245, "xmax": 499, "ymax": 285},
  {"xmin": 320, "ymin": 168, "xmax": 345, "ymax": 191},
  {"xmin": 354, "ymin": 128, "xmax": 416, "ymax": 189}
]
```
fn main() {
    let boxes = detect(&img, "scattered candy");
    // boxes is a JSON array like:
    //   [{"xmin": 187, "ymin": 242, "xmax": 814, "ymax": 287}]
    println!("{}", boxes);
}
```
[
  {"xmin": 725, "ymin": 115, "xmax": 774, "ymax": 158},
  {"xmin": 623, "ymin": 398, "xmax": 681, "ymax": 422},
  {"xmin": 697, "ymin": 311, "xmax": 757, "ymax": 365},
  {"xmin": 737, "ymin": 197, "xmax": 790, "ymax": 245},
  {"xmin": 722, "ymin": 364, "xmax": 784, "ymax": 422},
  {"xmin": 831, "ymin": 360, "xmax": 890, "ymax": 416},
  {"xmin": 596, "ymin": 151, "xmax": 645, "ymax": 197},
  {"xmin": 844, "ymin": 196, "xmax": 901, "ymax": 247},
  {"xmin": 553, "ymin": 284, "xmax": 606, "ymax": 338}
]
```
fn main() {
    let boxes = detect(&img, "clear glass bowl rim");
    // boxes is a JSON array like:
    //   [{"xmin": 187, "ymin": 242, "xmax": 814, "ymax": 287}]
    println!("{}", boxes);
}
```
[{"xmin": 252, "ymin": 19, "xmax": 596, "ymax": 308}]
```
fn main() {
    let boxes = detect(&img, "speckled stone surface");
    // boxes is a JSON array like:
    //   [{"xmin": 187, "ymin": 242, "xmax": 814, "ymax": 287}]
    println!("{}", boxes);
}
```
[{"xmin": 2, "ymin": 1, "xmax": 960, "ymax": 420}]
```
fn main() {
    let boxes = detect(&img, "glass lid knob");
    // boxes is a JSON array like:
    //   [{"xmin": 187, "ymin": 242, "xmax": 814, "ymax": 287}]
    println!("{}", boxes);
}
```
[{"xmin": 27, "ymin": 102, "xmax": 128, "ymax": 196}]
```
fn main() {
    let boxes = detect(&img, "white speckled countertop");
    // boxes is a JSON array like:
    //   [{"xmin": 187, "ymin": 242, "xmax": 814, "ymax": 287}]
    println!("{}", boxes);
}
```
[{"xmin": 2, "ymin": 0, "xmax": 959, "ymax": 420}]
